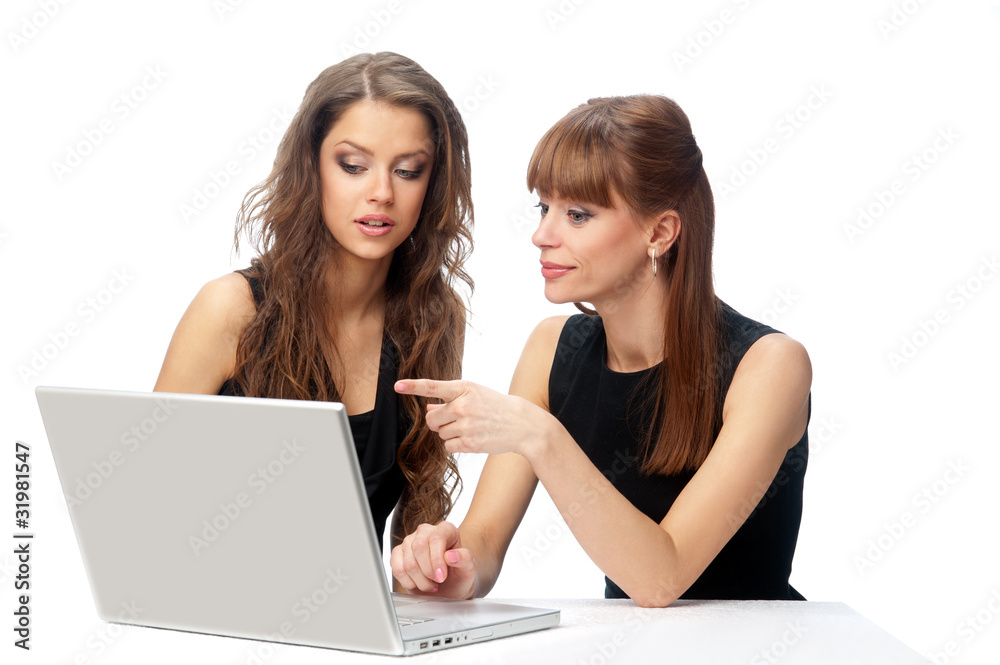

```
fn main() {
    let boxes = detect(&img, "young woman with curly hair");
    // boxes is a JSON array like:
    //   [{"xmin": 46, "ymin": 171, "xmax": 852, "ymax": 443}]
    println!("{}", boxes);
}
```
[{"xmin": 155, "ymin": 52, "xmax": 473, "ymax": 552}]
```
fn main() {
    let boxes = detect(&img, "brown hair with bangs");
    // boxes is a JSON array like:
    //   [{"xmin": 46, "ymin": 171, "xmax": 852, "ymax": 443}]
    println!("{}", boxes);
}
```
[
  {"xmin": 232, "ymin": 52, "xmax": 473, "ymax": 538},
  {"xmin": 527, "ymin": 95, "xmax": 721, "ymax": 475}
]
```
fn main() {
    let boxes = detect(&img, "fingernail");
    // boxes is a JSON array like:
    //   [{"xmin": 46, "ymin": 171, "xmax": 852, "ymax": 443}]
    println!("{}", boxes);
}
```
[
  {"xmin": 394, "ymin": 381, "xmax": 406, "ymax": 392},
  {"xmin": 435, "ymin": 568, "xmax": 445, "ymax": 583},
  {"xmin": 445, "ymin": 551, "xmax": 460, "ymax": 564},
  {"xmin": 431, "ymin": 585, "xmax": 439, "ymax": 593}
]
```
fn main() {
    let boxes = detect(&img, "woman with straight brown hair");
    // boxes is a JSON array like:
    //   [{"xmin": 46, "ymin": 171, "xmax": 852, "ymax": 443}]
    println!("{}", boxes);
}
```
[
  {"xmin": 391, "ymin": 94, "xmax": 811, "ymax": 606},
  {"xmin": 154, "ymin": 52, "xmax": 473, "ymax": 549}
]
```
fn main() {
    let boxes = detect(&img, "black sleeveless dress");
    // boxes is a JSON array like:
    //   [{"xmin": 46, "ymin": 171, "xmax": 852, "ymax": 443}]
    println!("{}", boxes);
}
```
[
  {"xmin": 549, "ymin": 301, "xmax": 808, "ymax": 600},
  {"xmin": 218, "ymin": 271, "xmax": 408, "ymax": 550}
]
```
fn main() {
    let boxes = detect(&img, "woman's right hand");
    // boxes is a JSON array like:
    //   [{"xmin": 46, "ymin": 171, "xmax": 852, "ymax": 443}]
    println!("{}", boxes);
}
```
[{"xmin": 390, "ymin": 522, "xmax": 478, "ymax": 599}]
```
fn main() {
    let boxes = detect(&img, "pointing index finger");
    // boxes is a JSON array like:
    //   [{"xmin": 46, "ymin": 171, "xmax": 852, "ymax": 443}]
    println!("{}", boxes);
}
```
[{"xmin": 394, "ymin": 379, "xmax": 465, "ymax": 402}]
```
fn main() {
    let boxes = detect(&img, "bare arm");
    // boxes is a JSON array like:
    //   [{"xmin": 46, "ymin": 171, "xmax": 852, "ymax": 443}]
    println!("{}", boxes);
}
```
[
  {"xmin": 153, "ymin": 273, "xmax": 255, "ymax": 394},
  {"xmin": 390, "ymin": 316, "xmax": 568, "ymax": 598},
  {"xmin": 398, "ymin": 328, "xmax": 811, "ymax": 606},
  {"xmin": 523, "ymin": 333, "xmax": 811, "ymax": 606}
]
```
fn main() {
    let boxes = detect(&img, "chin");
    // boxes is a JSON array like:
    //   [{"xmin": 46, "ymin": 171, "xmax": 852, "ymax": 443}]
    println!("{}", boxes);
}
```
[{"xmin": 542, "ymin": 284, "xmax": 576, "ymax": 305}]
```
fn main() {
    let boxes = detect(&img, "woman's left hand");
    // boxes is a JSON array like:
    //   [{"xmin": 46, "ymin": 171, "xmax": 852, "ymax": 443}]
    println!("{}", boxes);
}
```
[{"xmin": 394, "ymin": 379, "xmax": 557, "ymax": 458}]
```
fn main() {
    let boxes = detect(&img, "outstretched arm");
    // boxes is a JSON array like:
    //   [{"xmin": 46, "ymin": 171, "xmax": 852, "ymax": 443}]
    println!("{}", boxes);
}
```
[
  {"xmin": 397, "ymin": 329, "xmax": 811, "ymax": 606},
  {"xmin": 390, "ymin": 316, "xmax": 568, "ymax": 598}
]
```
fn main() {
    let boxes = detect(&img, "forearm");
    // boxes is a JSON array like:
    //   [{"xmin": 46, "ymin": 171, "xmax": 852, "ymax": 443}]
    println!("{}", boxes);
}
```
[
  {"xmin": 455, "ymin": 523, "xmax": 501, "ymax": 598},
  {"xmin": 524, "ymin": 422, "xmax": 688, "ymax": 607}
]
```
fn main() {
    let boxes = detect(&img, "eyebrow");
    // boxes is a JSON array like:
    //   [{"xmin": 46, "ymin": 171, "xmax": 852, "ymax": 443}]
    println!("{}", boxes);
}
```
[{"xmin": 335, "ymin": 140, "xmax": 430, "ymax": 160}]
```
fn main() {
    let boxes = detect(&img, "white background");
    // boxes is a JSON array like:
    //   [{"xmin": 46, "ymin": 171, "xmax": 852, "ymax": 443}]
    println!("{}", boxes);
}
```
[{"xmin": 3, "ymin": 0, "xmax": 999, "ymax": 663}]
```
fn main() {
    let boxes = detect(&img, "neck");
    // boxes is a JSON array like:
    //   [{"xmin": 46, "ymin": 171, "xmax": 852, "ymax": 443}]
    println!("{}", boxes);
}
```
[
  {"xmin": 324, "ymin": 251, "xmax": 393, "ymax": 326},
  {"xmin": 594, "ymin": 277, "xmax": 668, "ymax": 373}
]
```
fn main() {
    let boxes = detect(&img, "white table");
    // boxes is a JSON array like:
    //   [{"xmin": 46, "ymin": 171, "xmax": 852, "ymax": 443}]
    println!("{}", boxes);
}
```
[{"xmin": 66, "ymin": 599, "xmax": 927, "ymax": 663}]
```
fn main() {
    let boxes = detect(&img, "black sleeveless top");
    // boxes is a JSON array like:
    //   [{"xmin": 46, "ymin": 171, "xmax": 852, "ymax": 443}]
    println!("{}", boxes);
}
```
[
  {"xmin": 549, "ymin": 301, "xmax": 808, "ymax": 600},
  {"xmin": 218, "ymin": 271, "xmax": 408, "ymax": 550}
]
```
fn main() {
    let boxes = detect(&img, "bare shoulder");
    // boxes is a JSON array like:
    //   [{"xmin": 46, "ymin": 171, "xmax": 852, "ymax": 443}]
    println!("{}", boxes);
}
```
[
  {"xmin": 153, "ymin": 273, "xmax": 257, "ymax": 393},
  {"xmin": 741, "ymin": 333, "xmax": 811, "ymax": 384},
  {"xmin": 509, "ymin": 315, "xmax": 572, "ymax": 410},
  {"xmin": 530, "ymin": 314, "xmax": 573, "ymax": 342},
  {"xmin": 521, "ymin": 315, "xmax": 573, "ymax": 371},
  {"xmin": 193, "ymin": 272, "xmax": 256, "ymax": 321},
  {"xmin": 723, "ymin": 332, "xmax": 812, "ymax": 431}
]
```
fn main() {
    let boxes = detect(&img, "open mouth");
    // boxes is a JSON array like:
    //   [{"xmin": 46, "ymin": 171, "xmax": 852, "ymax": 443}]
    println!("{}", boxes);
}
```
[
  {"xmin": 356, "ymin": 214, "xmax": 395, "ymax": 227},
  {"xmin": 355, "ymin": 215, "xmax": 396, "ymax": 237}
]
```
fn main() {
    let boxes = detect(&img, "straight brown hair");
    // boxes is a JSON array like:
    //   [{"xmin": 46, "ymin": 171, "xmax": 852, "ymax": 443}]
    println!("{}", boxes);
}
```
[
  {"xmin": 233, "ymin": 52, "xmax": 473, "ymax": 536},
  {"xmin": 527, "ymin": 95, "xmax": 721, "ymax": 475}
]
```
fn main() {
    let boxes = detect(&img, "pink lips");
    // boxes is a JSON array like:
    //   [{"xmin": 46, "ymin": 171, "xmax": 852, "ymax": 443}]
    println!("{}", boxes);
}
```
[
  {"xmin": 355, "ymin": 214, "xmax": 396, "ymax": 237},
  {"xmin": 540, "ymin": 261, "xmax": 574, "ymax": 279}
]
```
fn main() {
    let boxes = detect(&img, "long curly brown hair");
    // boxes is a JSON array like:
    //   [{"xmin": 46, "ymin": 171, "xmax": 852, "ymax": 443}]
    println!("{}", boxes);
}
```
[{"xmin": 231, "ymin": 52, "xmax": 473, "ymax": 538}]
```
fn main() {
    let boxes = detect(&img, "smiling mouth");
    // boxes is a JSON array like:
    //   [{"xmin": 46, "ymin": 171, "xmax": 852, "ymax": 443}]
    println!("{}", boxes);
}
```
[{"xmin": 540, "ymin": 262, "xmax": 575, "ymax": 279}]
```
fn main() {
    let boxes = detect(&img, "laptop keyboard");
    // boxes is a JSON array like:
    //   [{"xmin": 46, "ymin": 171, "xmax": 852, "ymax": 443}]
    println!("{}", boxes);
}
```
[{"xmin": 396, "ymin": 616, "xmax": 433, "ymax": 627}]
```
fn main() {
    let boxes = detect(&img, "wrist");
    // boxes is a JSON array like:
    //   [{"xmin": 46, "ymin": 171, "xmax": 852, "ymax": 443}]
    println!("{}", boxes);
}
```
[
  {"xmin": 518, "ymin": 402, "xmax": 564, "ymax": 468},
  {"xmin": 468, "ymin": 574, "xmax": 480, "ymax": 600}
]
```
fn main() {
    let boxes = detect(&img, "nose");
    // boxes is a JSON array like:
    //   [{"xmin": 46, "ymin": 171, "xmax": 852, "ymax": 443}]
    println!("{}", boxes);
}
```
[
  {"xmin": 367, "ymin": 169, "xmax": 393, "ymax": 206},
  {"xmin": 531, "ymin": 207, "xmax": 558, "ymax": 250}
]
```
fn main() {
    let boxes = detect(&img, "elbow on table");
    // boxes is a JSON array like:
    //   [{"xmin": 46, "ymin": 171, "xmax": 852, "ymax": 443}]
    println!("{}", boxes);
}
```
[
  {"xmin": 631, "ymin": 593, "xmax": 679, "ymax": 609},
  {"xmin": 625, "ymin": 578, "xmax": 684, "ymax": 609}
]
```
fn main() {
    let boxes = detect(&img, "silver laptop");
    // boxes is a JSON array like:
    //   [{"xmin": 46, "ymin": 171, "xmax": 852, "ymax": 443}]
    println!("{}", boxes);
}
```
[{"xmin": 35, "ymin": 386, "xmax": 559, "ymax": 656}]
